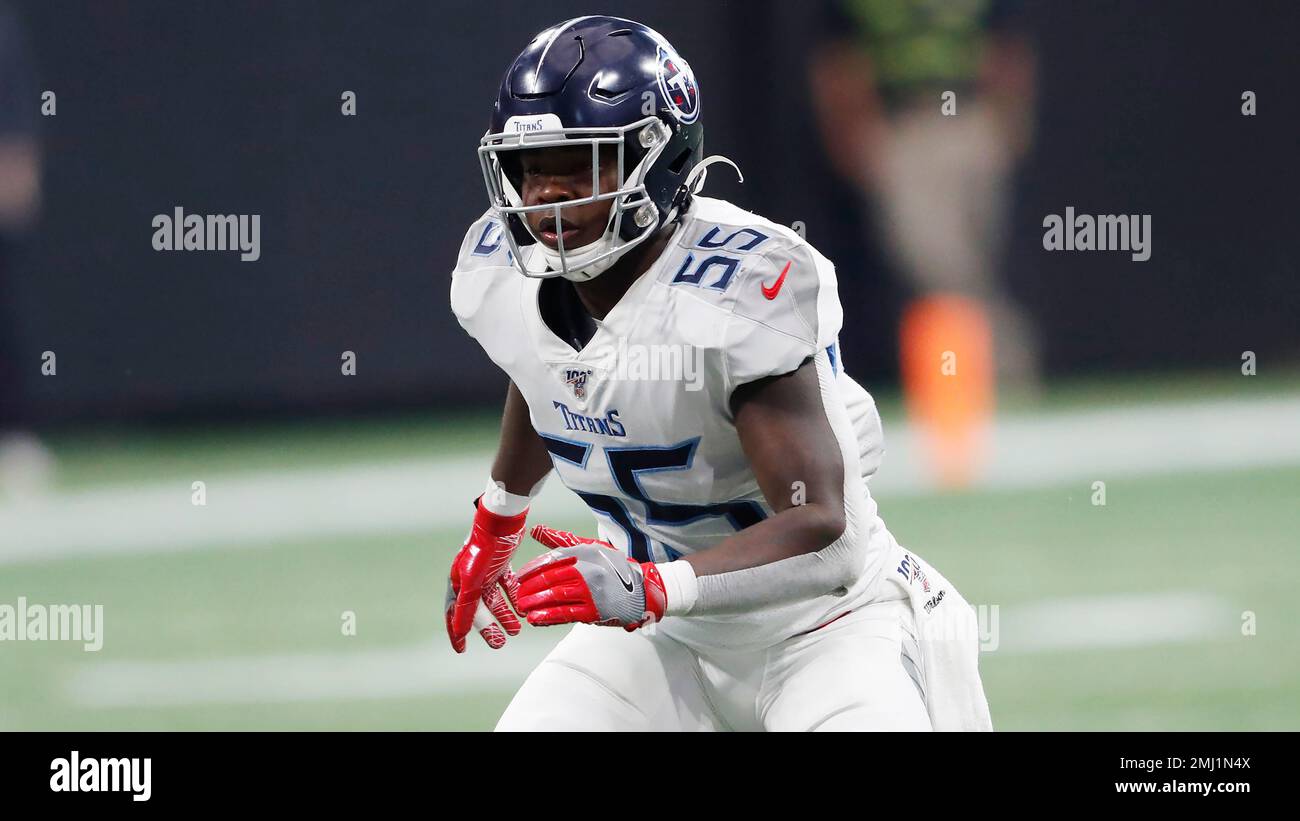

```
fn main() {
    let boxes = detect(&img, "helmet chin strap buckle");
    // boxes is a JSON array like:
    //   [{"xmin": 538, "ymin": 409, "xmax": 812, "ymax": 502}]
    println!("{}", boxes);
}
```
[
  {"xmin": 633, "ymin": 203, "xmax": 658, "ymax": 228},
  {"xmin": 639, "ymin": 121, "xmax": 669, "ymax": 149}
]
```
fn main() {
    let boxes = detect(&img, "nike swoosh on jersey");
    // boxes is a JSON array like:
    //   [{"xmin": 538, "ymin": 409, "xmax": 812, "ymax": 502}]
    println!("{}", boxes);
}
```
[{"xmin": 760, "ymin": 260, "xmax": 792, "ymax": 300}]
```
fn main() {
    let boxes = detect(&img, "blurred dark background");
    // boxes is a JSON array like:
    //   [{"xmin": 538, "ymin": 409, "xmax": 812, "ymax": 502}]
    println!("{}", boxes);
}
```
[{"xmin": 2, "ymin": 0, "xmax": 1296, "ymax": 425}]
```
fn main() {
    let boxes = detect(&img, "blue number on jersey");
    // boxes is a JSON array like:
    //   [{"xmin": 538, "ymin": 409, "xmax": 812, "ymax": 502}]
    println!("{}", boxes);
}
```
[
  {"xmin": 671, "ymin": 227, "xmax": 772, "ymax": 293},
  {"xmin": 670, "ymin": 253, "xmax": 740, "ymax": 292},
  {"xmin": 471, "ymin": 220, "xmax": 513, "ymax": 263},
  {"xmin": 695, "ymin": 226, "xmax": 769, "ymax": 252},
  {"xmin": 539, "ymin": 435, "xmax": 766, "ymax": 563}
]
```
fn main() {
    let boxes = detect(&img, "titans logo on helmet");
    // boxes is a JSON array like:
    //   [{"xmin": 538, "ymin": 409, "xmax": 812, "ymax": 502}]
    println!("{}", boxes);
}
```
[{"xmin": 656, "ymin": 45, "xmax": 699, "ymax": 124}]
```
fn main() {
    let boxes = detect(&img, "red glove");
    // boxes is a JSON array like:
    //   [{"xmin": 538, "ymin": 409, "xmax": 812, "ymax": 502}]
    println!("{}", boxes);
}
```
[
  {"xmin": 444, "ymin": 500, "xmax": 527, "ymax": 653},
  {"xmin": 516, "ymin": 525, "xmax": 667, "ymax": 631}
]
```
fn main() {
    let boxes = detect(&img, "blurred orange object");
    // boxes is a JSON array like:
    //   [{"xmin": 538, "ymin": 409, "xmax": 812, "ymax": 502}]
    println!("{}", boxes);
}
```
[{"xmin": 899, "ymin": 294, "xmax": 995, "ymax": 488}]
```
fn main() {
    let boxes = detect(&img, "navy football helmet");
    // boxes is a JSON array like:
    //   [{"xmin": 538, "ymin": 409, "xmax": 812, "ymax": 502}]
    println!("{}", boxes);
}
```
[{"xmin": 479, "ymin": 16, "xmax": 731, "ymax": 281}]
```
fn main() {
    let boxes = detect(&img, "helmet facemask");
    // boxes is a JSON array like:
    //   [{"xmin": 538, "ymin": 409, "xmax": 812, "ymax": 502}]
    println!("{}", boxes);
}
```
[{"xmin": 479, "ymin": 116, "xmax": 674, "ymax": 282}]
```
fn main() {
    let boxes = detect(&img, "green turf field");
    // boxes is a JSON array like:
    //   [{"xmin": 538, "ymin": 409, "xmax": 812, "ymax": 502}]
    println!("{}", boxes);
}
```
[{"xmin": 2, "ymin": 373, "xmax": 1298, "ymax": 731}]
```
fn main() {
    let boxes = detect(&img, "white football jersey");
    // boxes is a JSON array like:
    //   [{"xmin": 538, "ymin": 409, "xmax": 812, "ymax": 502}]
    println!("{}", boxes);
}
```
[{"xmin": 451, "ymin": 196, "xmax": 900, "ymax": 652}]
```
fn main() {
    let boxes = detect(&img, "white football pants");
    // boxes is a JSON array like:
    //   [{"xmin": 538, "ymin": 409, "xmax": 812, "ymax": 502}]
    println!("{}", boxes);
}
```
[{"xmin": 495, "ymin": 597, "xmax": 931, "ymax": 732}]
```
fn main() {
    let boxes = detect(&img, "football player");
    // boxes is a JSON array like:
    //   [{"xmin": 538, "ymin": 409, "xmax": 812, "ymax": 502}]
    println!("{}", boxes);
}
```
[{"xmin": 445, "ymin": 15, "xmax": 991, "ymax": 731}]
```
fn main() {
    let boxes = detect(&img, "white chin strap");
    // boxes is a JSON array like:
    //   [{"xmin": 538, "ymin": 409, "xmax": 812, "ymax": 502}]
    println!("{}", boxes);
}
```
[
  {"xmin": 540, "ymin": 233, "xmax": 623, "ymax": 282},
  {"xmin": 683, "ymin": 154, "xmax": 743, "ymax": 194}
]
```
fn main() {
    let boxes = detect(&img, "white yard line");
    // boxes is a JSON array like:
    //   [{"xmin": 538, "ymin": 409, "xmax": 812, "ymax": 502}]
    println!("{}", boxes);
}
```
[
  {"xmin": 66, "ymin": 634, "xmax": 566, "ymax": 708},
  {"xmin": 64, "ymin": 592, "xmax": 1235, "ymax": 708},
  {"xmin": 3, "ymin": 394, "xmax": 1300, "ymax": 565},
  {"xmin": 991, "ymin": 591, "xmax": 1238, "ymax": 655}
]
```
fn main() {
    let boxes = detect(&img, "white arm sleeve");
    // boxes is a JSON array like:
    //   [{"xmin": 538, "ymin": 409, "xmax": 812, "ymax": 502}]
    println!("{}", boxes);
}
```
[{"xmin": 692, "ymin": 529, "xmax": 867, "ymax": 616}]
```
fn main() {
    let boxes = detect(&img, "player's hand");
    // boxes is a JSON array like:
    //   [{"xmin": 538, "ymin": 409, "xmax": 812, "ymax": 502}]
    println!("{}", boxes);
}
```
[
  {"xmin": 444, "ymin": 501, "xmax": 528, "ymax": 653},
  {"xmin": 516, "ymin": 525, "xmax": 666, "ymax": 631}
]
